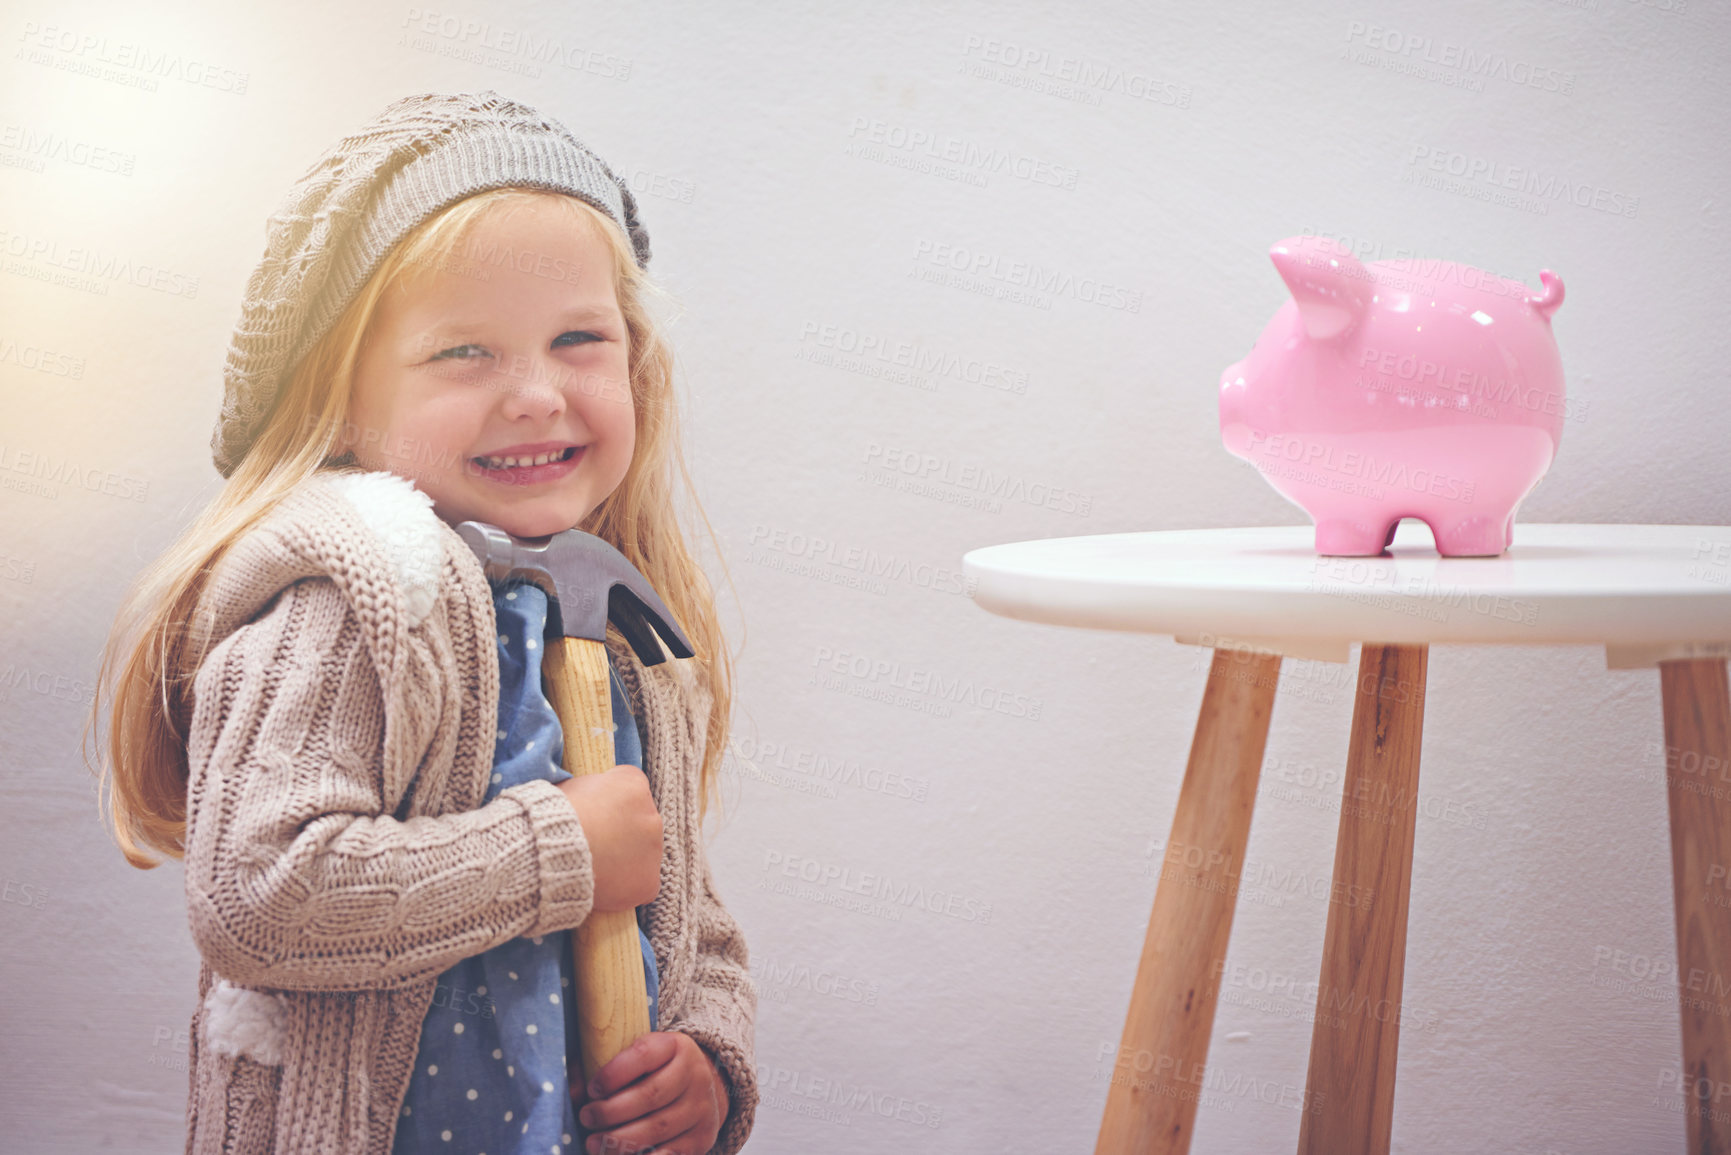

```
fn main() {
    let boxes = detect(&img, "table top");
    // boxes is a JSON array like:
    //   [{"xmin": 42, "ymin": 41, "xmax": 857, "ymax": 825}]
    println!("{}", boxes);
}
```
[{"xmin": 961, "ymin": 522, "xmax": 1731, "ymax": 654}]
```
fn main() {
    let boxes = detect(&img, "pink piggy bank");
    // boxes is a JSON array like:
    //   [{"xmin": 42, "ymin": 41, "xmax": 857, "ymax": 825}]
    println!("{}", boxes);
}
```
[{"xmin": 1218, "ymin": 234, "xmax": 1566, "ymax": 557}]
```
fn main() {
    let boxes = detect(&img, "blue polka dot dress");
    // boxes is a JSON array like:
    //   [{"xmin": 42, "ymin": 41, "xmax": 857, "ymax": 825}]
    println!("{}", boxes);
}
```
[{"xmin": 393, "ymin": 578, "xmax": 659, "ymax": 1155}]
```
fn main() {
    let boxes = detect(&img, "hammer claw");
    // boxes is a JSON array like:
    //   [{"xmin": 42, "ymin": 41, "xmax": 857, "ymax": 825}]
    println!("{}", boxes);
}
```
[{"xmin": 455, "ymin": 520, "xmax": 695, "ymax": 664}]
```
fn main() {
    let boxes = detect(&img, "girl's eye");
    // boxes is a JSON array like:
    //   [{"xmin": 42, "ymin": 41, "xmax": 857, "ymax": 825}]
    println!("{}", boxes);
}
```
[
  {"xmin": 430, "ymin": 343, "xmax": 490, "ymax": 362},
  {"xmin": 428, "ymin": 332, "xmax": 602, "ymax": 362}
]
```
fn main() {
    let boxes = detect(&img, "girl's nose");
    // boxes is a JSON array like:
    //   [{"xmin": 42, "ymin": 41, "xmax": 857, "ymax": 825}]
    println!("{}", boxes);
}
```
[{"xmin": 497, "ymin": 355, "xmax": 571, "ymax": 420}]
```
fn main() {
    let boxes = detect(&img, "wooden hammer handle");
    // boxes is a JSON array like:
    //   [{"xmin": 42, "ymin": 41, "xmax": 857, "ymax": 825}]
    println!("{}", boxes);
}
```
[{"xmin": 541, "ymin": 633, "xmax": 653, "ymax": 1089}]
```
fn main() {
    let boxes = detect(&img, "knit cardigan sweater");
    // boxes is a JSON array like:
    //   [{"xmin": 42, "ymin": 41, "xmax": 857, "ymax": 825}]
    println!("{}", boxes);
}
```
[{"xmin": 179, "ymin": 468, "xmax": 757, "ymax": 1155}]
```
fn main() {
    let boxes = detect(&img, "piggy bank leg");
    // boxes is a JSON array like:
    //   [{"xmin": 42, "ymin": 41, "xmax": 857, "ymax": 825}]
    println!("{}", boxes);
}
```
[
  {"xmin": 1315, "ymin": 515, "xmax": 1400, "ymax": 557},
  {"xmin": 1431, "ymin": 512, "xmax": 1515, "ymax": 558}
]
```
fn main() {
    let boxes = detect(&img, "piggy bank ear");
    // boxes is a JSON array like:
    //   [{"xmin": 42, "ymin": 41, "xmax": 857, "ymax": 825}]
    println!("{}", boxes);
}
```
[{"xmin": 1269, "ymin": 236, "xmax": 1371, "ymax": 341}]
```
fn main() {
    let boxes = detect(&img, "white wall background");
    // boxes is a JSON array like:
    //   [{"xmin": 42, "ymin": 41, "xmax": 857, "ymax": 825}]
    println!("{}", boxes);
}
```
[{"xmin": 1, "ymin": 0, "xmax": 1726, "ymax": 1151}]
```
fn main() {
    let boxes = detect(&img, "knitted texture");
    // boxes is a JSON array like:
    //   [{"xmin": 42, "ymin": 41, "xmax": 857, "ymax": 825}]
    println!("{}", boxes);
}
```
[
  {"xmin": 211, "ymin": 90, "xmax": 652, "ymax": 480},
  {"xmin": 181, "ymin": 469, "xmax": 757, "ymax": 1155}
]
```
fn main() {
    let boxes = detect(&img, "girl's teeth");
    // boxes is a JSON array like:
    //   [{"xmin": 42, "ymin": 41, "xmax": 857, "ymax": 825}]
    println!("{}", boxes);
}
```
[{"xmin": 478, "ymin": 449, "xmax": 570, "ymax": 469}]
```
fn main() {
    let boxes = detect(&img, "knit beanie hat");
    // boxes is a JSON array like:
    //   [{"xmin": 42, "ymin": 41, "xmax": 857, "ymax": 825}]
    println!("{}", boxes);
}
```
[{"xmin": 210, "ymin": 89, "xmax": 651, "ymax": 479}]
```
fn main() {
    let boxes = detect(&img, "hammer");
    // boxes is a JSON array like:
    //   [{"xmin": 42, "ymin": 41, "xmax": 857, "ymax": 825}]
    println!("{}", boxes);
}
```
[{"xmin": 455, "ymin": 520, "xmax": 695, "ymax": 1089}]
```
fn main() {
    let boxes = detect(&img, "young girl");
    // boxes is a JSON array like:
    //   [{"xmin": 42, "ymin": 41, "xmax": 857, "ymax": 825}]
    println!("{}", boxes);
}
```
[{"xmin": 91, "ymin": 91, "xmax": 757, "ymax": 1155}]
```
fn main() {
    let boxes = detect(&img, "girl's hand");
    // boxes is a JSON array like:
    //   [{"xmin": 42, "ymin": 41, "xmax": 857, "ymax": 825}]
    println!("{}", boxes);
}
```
[
  {"xmin": 573, "ymin": 1032, "xmax": 730, "ymax": 1155},
  {"xmin": 557, "ymin": 766, "xmax": 663, "ymax": 912}
]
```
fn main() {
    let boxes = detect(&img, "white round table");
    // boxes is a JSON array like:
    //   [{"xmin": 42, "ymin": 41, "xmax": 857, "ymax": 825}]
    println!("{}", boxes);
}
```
[{"xmin": 962, "ymin": 522, "xmax": 1731, "ymax": 1155}]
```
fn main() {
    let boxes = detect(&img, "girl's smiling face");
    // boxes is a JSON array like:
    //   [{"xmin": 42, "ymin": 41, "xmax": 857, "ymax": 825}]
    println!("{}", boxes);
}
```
[{"xmin": 343, "ymin": 196, "xmax": 634, "ymax": 540}]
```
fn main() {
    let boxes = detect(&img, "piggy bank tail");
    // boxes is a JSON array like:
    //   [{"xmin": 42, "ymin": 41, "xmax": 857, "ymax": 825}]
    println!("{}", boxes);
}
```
[{"xmin": 1529, "ymin": 269, "xmax": 1564, "ymax": 320}]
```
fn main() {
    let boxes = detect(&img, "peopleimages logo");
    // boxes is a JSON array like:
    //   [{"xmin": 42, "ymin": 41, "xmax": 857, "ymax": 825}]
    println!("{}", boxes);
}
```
[
  {"xmin": 1405, "ymin": 144, "xmax": 1639, "ymax": 219},
  {"xmin": 751, "ymin": 954, "xmax": 881, "ymax": 1007},
  {"xmin": 1144, "ymin": 837, "xmax": 1375, "ymax": 910},
  {"xmin": 0, "ymin": 226, "xmax": 200, "ymax": 297},
  {"xmin": 0, "ymin": 443, "xmax": 149, "ymax": 502},
  {"xmin": 728, "ymin": 733, "xmax": 931, "ymax": 803},
  {"xmin": 957, "ymin": 35, "xmax": 1193, "ymax": 108},
  {"xmin": 812, "ymin": 643, "xmax": 1044, "ymax": 720},
  {"xmin": 0, "ymin": 333, "xmax": 84, "ymax": 378},
  {"xmin": 754, "ymin": 1062, "xmax": 944, "ymax": 1129},
  {"xmin": 1245, "ymin": 431, "xmax": 1476, "ymax": 503},
  {"xmin": 862, "ymin": 442, "xmax": 1091, "ymax": 516},
  {"xmin": 910, "ymin": 238, "xmax": 1142, "ymax": 313},
  {"xmin": 16, "ymin": 21, "xmax": 250, "ymax": 94},
  {"xmin": 748, "ymin": 523, "xmax": 975, "ymax": 599},
  {"xmin": 762, "ymin": 849, "xmax": 993, "ymax": 924},
  {"xmin": 1095, "ymin": 1044, "xmax": 1323, "ymax": 1114},
  {"xmin": 397, "ymin": 8, "xmax": 632, "ymax": 79},
  {"xmin": 799, "ymin": 321, "xmax": 1030, "ymax": 394},
  {"xmin": 1343, "ymin": 22, "xmax": 1576, "ymax": 94},
  {"xmin": 0, "ymin": 123, "xmax": 136, "ymax": 175},
  {"xmin": 846, "ymin": 116, "xmax": 1080, "ymax": 189}
]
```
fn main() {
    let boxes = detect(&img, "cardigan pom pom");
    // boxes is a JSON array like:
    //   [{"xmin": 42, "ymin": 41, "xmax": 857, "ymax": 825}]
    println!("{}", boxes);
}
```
[
  {"xmin": 203, "ymin": 979, "xmax": 290, "ymax": 1067},
  {"xmin": 322, "ymin": 470, "xmax": 445, "ymax": 628}
]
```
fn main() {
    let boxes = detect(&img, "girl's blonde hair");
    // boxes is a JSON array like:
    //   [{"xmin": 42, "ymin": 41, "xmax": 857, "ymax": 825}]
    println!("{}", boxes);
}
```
[{"xmin": 87, "ymin": 187, "xmax": 739, "ymax": 868}]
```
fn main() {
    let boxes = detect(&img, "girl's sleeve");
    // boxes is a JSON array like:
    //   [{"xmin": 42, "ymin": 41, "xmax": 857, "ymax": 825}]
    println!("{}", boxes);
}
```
[
  {"xmin": 183, "ymin": 574, "xmax": 595, "ymax": 992},
  {"xmin": 663, "ymin": 855, "xmax": 759, "ymax": 1155}
]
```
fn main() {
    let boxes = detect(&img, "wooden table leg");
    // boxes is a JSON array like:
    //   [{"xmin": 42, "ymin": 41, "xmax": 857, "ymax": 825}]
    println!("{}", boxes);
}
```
[
  {"xmin": 1298, "ymin": 643, "xmax": 1428, "ymax": 1155},
  {"xmin": 1658, "ymin": 657, "xmax": 1731, "ymax": 1155},
  {"xmin": 1096, "ymin": 646, "xmax": 1282, "ymax": 1155}
]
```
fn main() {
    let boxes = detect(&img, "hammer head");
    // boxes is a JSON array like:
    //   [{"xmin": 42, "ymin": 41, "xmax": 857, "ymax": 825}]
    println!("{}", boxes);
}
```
[{"xmin": 455, "ymin": 521, "xmax": 694, "ymax": 666}]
